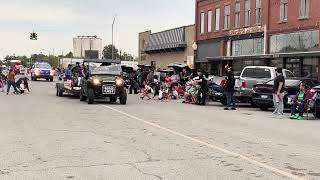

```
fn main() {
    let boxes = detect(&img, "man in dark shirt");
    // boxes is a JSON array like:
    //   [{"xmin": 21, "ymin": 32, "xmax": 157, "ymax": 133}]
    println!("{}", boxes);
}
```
[
  {"xmin": 195, "ymin": 70, "xmax": 208, "ymax": 105},
  {"xmin": 224, "ymin": 65, "xmax": 236, "ymax": 110},
  {"xmin": 273, "ymin": 67, "xmax": 285, "ymax": 115}
]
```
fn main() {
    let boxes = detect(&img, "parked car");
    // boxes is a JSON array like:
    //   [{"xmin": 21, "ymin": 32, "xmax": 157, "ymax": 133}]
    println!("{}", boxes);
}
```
[
  {"xmin": 310, "ymin": 85, "xmax": 320, "ymax": 118},
  {"xmin": 252, "ymin": 78, "xmax": 319, "ymax": 111},
  {"xmin": 234, "ymin": 66, "xmax": 295, "ymax": 106}
]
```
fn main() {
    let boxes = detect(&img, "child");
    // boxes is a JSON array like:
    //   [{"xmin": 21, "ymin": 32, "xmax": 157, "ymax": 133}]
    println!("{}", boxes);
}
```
[
  {"xmin": 19, "ymin": 81, "xmax": 25, "ymax": 94},
  {"xmin": 140, "ymin": 82, "xmax": 152, "ymax": 100}
]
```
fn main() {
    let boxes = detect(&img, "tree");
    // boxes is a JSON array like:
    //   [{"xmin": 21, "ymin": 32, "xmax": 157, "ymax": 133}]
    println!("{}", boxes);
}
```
[
  {"xmin": 103, "ymin": 45, "xmax": 119, "ymax": 59},
  {"xmin": 65, "ymin": 52, "xmax": 73, "ymax": 58}
]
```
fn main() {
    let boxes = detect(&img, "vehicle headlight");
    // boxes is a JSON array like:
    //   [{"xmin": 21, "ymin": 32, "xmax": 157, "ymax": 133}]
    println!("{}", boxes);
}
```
[
  {"xmin": 116, "ymin": 78, "xmax": 124, "ymax": 86},
  {"xmin": 35, "ymin": 69, "xmax": 40, "ymax": 76},
  {"xmin": 93, "ymin": 78, "xmax": 101, "ymax": 85}
]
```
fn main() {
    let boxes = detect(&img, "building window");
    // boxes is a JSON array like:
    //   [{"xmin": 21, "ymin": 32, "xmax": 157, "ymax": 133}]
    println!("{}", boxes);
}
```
[
  {"xmin": 280, "ymin": 0, "xmax": 288, "ymax": 21},
  {"xmin": 224, "ymin": 5, "xmax": 230, "ymax": 29},
  {"xmin": 270, "ymin": 30, "xmax": 320, "ymax": 53},
  {"xmin": 299, "ymin": 0, "xmax": 309, "ymax": 18},
  {"xmin": 255, "ymin": 0, "xmax": 261, "ymax": 24},
  {"xmin": 232, "ymin": 38, "xmax": 264, "ymax": 56},
  {"xmin": 200, "ymin": 12, "xmax": 205, "ymax": 34},
  {"xmin": 208, "ymin": 11, "xmax": 212, "ymax": 32},
  {"xmin": 244, "ymin": 0, "xmax": 250, "ymax": 27},
  {"xmin": 215, "ymin": 8, "xmax": 220, "ymax": 31},
  {"xmin": 235, "ymin": 2, "xmax": 240, "ymax": 28}
]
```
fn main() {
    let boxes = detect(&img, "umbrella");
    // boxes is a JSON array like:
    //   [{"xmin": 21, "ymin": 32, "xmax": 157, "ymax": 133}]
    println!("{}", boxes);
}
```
[{"xmin": 167, "ymin": 63, "xmax": 191, "ymax": 72}]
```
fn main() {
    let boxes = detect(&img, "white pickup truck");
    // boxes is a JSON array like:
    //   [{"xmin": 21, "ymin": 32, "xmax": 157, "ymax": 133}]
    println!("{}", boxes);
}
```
[{"xmin": 234, "ymin": 66, "xmax": 295, "ymax": 105}]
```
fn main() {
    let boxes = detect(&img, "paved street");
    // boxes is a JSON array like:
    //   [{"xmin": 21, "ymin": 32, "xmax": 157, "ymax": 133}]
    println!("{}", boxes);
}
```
[{"xmin": 1, "ymin": 80, "xmax": 320, "ymax": 180}]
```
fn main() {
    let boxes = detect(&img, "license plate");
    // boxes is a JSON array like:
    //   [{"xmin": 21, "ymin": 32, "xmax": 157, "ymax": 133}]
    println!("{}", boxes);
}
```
[
  {"xmin": 261, "ymin": 95, "xmax": 268, "ymax": 99},
  {"xmin": 102, "ymin": 85, "xmax": 115, "ymax": 94}
]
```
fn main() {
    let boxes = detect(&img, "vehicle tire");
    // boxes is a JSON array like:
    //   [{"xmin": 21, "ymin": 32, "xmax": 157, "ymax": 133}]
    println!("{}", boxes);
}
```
[
  {"xmin": 119, "ymin": 88, "xmax": 127, "ymax": 105},
  {"xmin": 110, "ymin": 96, "xmax": 117, "ymax": 103},
  {"xmin": 57, "ymin": 85, "xmax": 63, "ymax": 97},
  {"xmin": 259, "ymin": 106, "xmax": 269, "ymax": 111},
  {"xmin": 87, "ymin": 88, "xmax": 94, "ymax": 104},
  {"xmin": 80, "ymin": 89, "xmax": 87, "ymax": 101}
]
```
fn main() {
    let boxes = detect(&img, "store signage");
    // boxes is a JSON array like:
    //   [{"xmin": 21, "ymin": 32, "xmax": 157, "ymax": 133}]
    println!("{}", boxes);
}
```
[{"xmin": 229, "ymin": 26, "xmax": 264, "ymax": 36}]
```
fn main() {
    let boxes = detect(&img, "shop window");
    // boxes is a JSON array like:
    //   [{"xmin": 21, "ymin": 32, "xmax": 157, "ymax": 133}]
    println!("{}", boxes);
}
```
[
  {"xmin": 270, "ymin": 30, "xmax": 320, "ymax": 53},
  {"xmin": 270, "ymin": 59, "xmax": 283, "ymax": 68},
  {"xmin": 232, "ymin": 38, "xmax": 264, "ymax": 56},
  {"xmin": 304, "ymin": 58, "xmax": 319, "ymax": 78}
]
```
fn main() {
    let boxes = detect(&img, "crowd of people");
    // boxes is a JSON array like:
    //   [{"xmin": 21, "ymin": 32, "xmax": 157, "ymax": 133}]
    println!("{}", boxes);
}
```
[{"xmin": 0, "ymin": 68, "xmax": 30, "ymax": 95}]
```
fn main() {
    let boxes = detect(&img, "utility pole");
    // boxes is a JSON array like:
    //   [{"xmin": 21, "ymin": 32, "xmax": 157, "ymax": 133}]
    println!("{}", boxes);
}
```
[{"xmin": 112, "ymin": 14, "xmax": 117, "ymax": 60}]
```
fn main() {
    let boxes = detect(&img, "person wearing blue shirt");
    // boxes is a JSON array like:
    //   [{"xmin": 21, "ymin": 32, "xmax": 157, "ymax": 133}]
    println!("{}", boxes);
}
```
[{"xmin": 65, "ymin": 64, "xmax": 72, "ymax": 79}]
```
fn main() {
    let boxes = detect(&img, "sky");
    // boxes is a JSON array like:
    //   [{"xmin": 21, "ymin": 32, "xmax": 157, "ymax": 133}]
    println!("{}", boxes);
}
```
[{"xmin": 0, "ymin": 0, "xmax": 195, "ymax": 60}]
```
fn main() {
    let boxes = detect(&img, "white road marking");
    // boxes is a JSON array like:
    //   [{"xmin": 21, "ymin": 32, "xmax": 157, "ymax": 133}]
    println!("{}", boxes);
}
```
[{"xmin": 104, "ymin": 105, "xmax": 306, "ymax": 180}]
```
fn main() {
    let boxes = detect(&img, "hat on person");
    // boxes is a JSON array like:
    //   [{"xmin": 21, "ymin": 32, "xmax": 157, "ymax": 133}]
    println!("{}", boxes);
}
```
[{"xmin": 276, "ymin": 67, "xmax": 282, "ymax": 73}]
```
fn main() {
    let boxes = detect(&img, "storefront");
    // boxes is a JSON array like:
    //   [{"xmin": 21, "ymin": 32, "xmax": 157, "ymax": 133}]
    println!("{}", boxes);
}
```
[
  {"xmin": 196, "ymin": 39, "xmax": 222, "ymax": 75},
  {"xmin": 270, "ymin": 29, "xmax": 320, "ymax": 79}
]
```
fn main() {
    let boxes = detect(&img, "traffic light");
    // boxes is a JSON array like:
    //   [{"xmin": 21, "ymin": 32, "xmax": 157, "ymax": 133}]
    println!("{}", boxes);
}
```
[{"xmin": 30, "ymin": 32, "xmax": 38, "ymax": 40}]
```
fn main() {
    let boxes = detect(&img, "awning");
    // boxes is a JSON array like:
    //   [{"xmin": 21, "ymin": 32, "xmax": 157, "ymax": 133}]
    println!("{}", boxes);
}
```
[
  {"xmin": 207, "ymin": 54, "xmax": 273, "ymax": 61},
  {"xmin": 273, "ymin": 51, "xmax": 320, "ymax": 58}
]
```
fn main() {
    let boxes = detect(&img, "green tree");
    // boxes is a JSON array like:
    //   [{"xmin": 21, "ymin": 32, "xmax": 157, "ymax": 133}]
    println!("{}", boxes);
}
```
[
  {"xmin": 103, "ymin": 45, "xmax": 119, "ymax": 59},
  {"xmin": 65, "ymin": 52, "xmax": 73, "ymax": 58}
]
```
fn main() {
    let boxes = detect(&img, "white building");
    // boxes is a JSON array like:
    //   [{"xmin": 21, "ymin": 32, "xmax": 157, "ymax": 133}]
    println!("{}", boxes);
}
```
[{"xmin": 73, "ymin": 36, "xmax": 103, "ymax": 59}]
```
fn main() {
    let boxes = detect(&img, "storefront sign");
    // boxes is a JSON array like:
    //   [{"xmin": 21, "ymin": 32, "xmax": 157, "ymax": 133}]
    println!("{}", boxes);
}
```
[{"xmin": 229, "ymin": 26, "xmax": 264, "ymax": 36}]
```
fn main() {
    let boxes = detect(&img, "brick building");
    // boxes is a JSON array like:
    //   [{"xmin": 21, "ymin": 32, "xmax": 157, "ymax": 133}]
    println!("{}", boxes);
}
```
[
  {"xmin": 195, "ymin": 0, "xmax": 320, "ymax": 78},
  {"xmin": 139, "ymin": 25, "xmax": 195, "ymax": 69}
]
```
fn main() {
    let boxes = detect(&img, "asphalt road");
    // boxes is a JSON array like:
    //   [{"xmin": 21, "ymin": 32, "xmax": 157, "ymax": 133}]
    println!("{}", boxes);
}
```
[{"xmin": 1, "ymin": 79, "xmax": 320, "ymax": 180}]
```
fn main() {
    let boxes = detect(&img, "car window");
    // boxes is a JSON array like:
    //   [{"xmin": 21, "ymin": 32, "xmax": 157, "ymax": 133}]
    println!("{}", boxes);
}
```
[
  {"xmin": 35, "ymin": 63, "xmax": 52, "ymax": 69},
  {"xmin": 284, "ymin": 70, "xmax": 295, "ymax": 78},
  {"xmin": 242, "ymin": 68, "xmax": 271, "ymax": 78}
]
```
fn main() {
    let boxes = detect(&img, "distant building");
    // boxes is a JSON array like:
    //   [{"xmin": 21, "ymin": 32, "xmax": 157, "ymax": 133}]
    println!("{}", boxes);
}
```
[
  {"xmin": 139, "ymin": 25, "xmax": 195, "ymax": 69},
  {"xmin": 73, "ymin": 36, "xmax": 103, "ymax": 59}
]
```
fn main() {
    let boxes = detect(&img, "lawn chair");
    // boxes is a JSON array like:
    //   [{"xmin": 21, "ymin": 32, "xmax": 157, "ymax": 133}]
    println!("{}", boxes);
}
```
[{"xmin": 306, "ymin": 94, "xmax": 317, "ymax": 120}]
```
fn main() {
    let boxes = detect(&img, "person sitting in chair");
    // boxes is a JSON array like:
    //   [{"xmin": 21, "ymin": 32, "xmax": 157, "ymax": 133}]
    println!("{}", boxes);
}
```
[{"xmin": 290, "ymin": 82, "xmax": 315, "ymax": 120}]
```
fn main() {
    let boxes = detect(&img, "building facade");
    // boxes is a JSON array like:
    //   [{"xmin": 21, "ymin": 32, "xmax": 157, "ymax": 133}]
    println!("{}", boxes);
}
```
[
  {"xmin": 139, "ymin": 25, "xmax": 195, "ymax": 69},
  {"xmin": 195, "ymin": 0, "xmax": 320, "ymax": 78},
  {"xmin": 73, "ymin": 36, "xmax": 103, "ymax": 59}
]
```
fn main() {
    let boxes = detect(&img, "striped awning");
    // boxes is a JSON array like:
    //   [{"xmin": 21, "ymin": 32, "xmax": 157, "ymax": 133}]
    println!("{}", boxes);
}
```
[{"xmin": 144, "ymin": 27, "xmax": 187, "ymax": 53}]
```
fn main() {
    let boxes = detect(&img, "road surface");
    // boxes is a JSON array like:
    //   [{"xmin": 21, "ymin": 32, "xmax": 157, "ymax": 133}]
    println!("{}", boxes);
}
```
[{"xmin": 0, "ymin": 79, "xmax": 320, "ymax": 180}]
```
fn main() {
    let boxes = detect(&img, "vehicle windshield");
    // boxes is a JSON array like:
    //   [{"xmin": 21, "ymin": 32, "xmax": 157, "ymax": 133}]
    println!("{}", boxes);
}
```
[
  {"xmin": 90, "ymin": 65, "xmax": 122, "ymax": 75},
  {"xmin": 242, "ymin": 68, "xmax": 271, "ymax": 78},
  {"xmin": 35, "ymin": 63, "xmax": 52, "ymax": 69}
]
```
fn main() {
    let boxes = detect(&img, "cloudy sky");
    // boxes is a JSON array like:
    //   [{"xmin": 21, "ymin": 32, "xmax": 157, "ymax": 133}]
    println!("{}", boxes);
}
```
[{"xmin": 0, "ymin": 0, "xmax": 195, "ymax": 59}]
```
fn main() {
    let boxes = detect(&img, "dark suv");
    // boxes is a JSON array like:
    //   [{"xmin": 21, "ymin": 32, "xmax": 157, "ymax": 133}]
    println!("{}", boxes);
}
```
[{"xmin": 79, "ymin": 59, "xmax": 127, "ymax": 105}]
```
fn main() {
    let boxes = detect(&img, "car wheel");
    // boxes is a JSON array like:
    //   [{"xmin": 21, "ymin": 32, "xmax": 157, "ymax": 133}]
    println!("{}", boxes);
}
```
[
  {"xmin": 80, "ymin": 89, "xmax": 87, "ymax": 101},
  {"xmin": 119, "ymin": 88, "xmax": 127, "ymax": 105},
  {"xmin": 58, "ymin": 86, "xmax": 63, "ymax": 97},
  {"xmin": 259, "ymin": 106, "xmax": 269, "ymax": 111},
  {"xmin": 87, "ymin": 88, "xmax": 94, "ymax": 104}
]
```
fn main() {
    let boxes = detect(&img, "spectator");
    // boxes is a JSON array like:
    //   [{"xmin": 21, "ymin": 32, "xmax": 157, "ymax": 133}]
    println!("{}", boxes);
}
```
[
  {"xmin": 181, "ymin": 67, "xmax": 191, "ymax": 85},
  {"xmin": 273, "ymin": 68, "xmax": 285, "ymax": 115},
  {"xmin": 195, "ymin": 70, "xmax": 208, "ymax": 105},
  {"xmin": 6, "ymin": 69, "xmax": 19, "ymax": 95},
  {"xmin": 224, "ymin": 65, "xmax": 236, "ymax": 110},
  {"xmin": 65, "ymin": 64, "xmax": 72, "ymax": 79},
  {"xmin": 290, "ymin": 82, "xmax": 315, "ymax": 120}
]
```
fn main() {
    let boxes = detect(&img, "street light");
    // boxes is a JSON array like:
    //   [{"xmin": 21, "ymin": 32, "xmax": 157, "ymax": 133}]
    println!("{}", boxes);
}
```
[
  {"xmin": 192, "ymin": 42, "xmax": 198, "ymax": 69},
  {"xmin": 112, "ymin": 14, "xmax": 117, "ymax": 60}
]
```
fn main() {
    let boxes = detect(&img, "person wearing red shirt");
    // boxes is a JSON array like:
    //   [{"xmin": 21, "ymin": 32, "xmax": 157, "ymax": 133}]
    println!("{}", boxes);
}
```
[{"xmin": 6, "ymin": 69, "xmax": 19, "ymax": 95}]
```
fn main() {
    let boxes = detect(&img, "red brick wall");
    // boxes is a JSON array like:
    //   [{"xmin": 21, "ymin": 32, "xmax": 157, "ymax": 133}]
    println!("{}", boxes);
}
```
[
  {"xmin": 195, "ymin": 0, "xmax": 269, "ymax": 41},
  {"xmin": 268, "ymin": 0, "xmax": 320, "ymax": 35}
]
